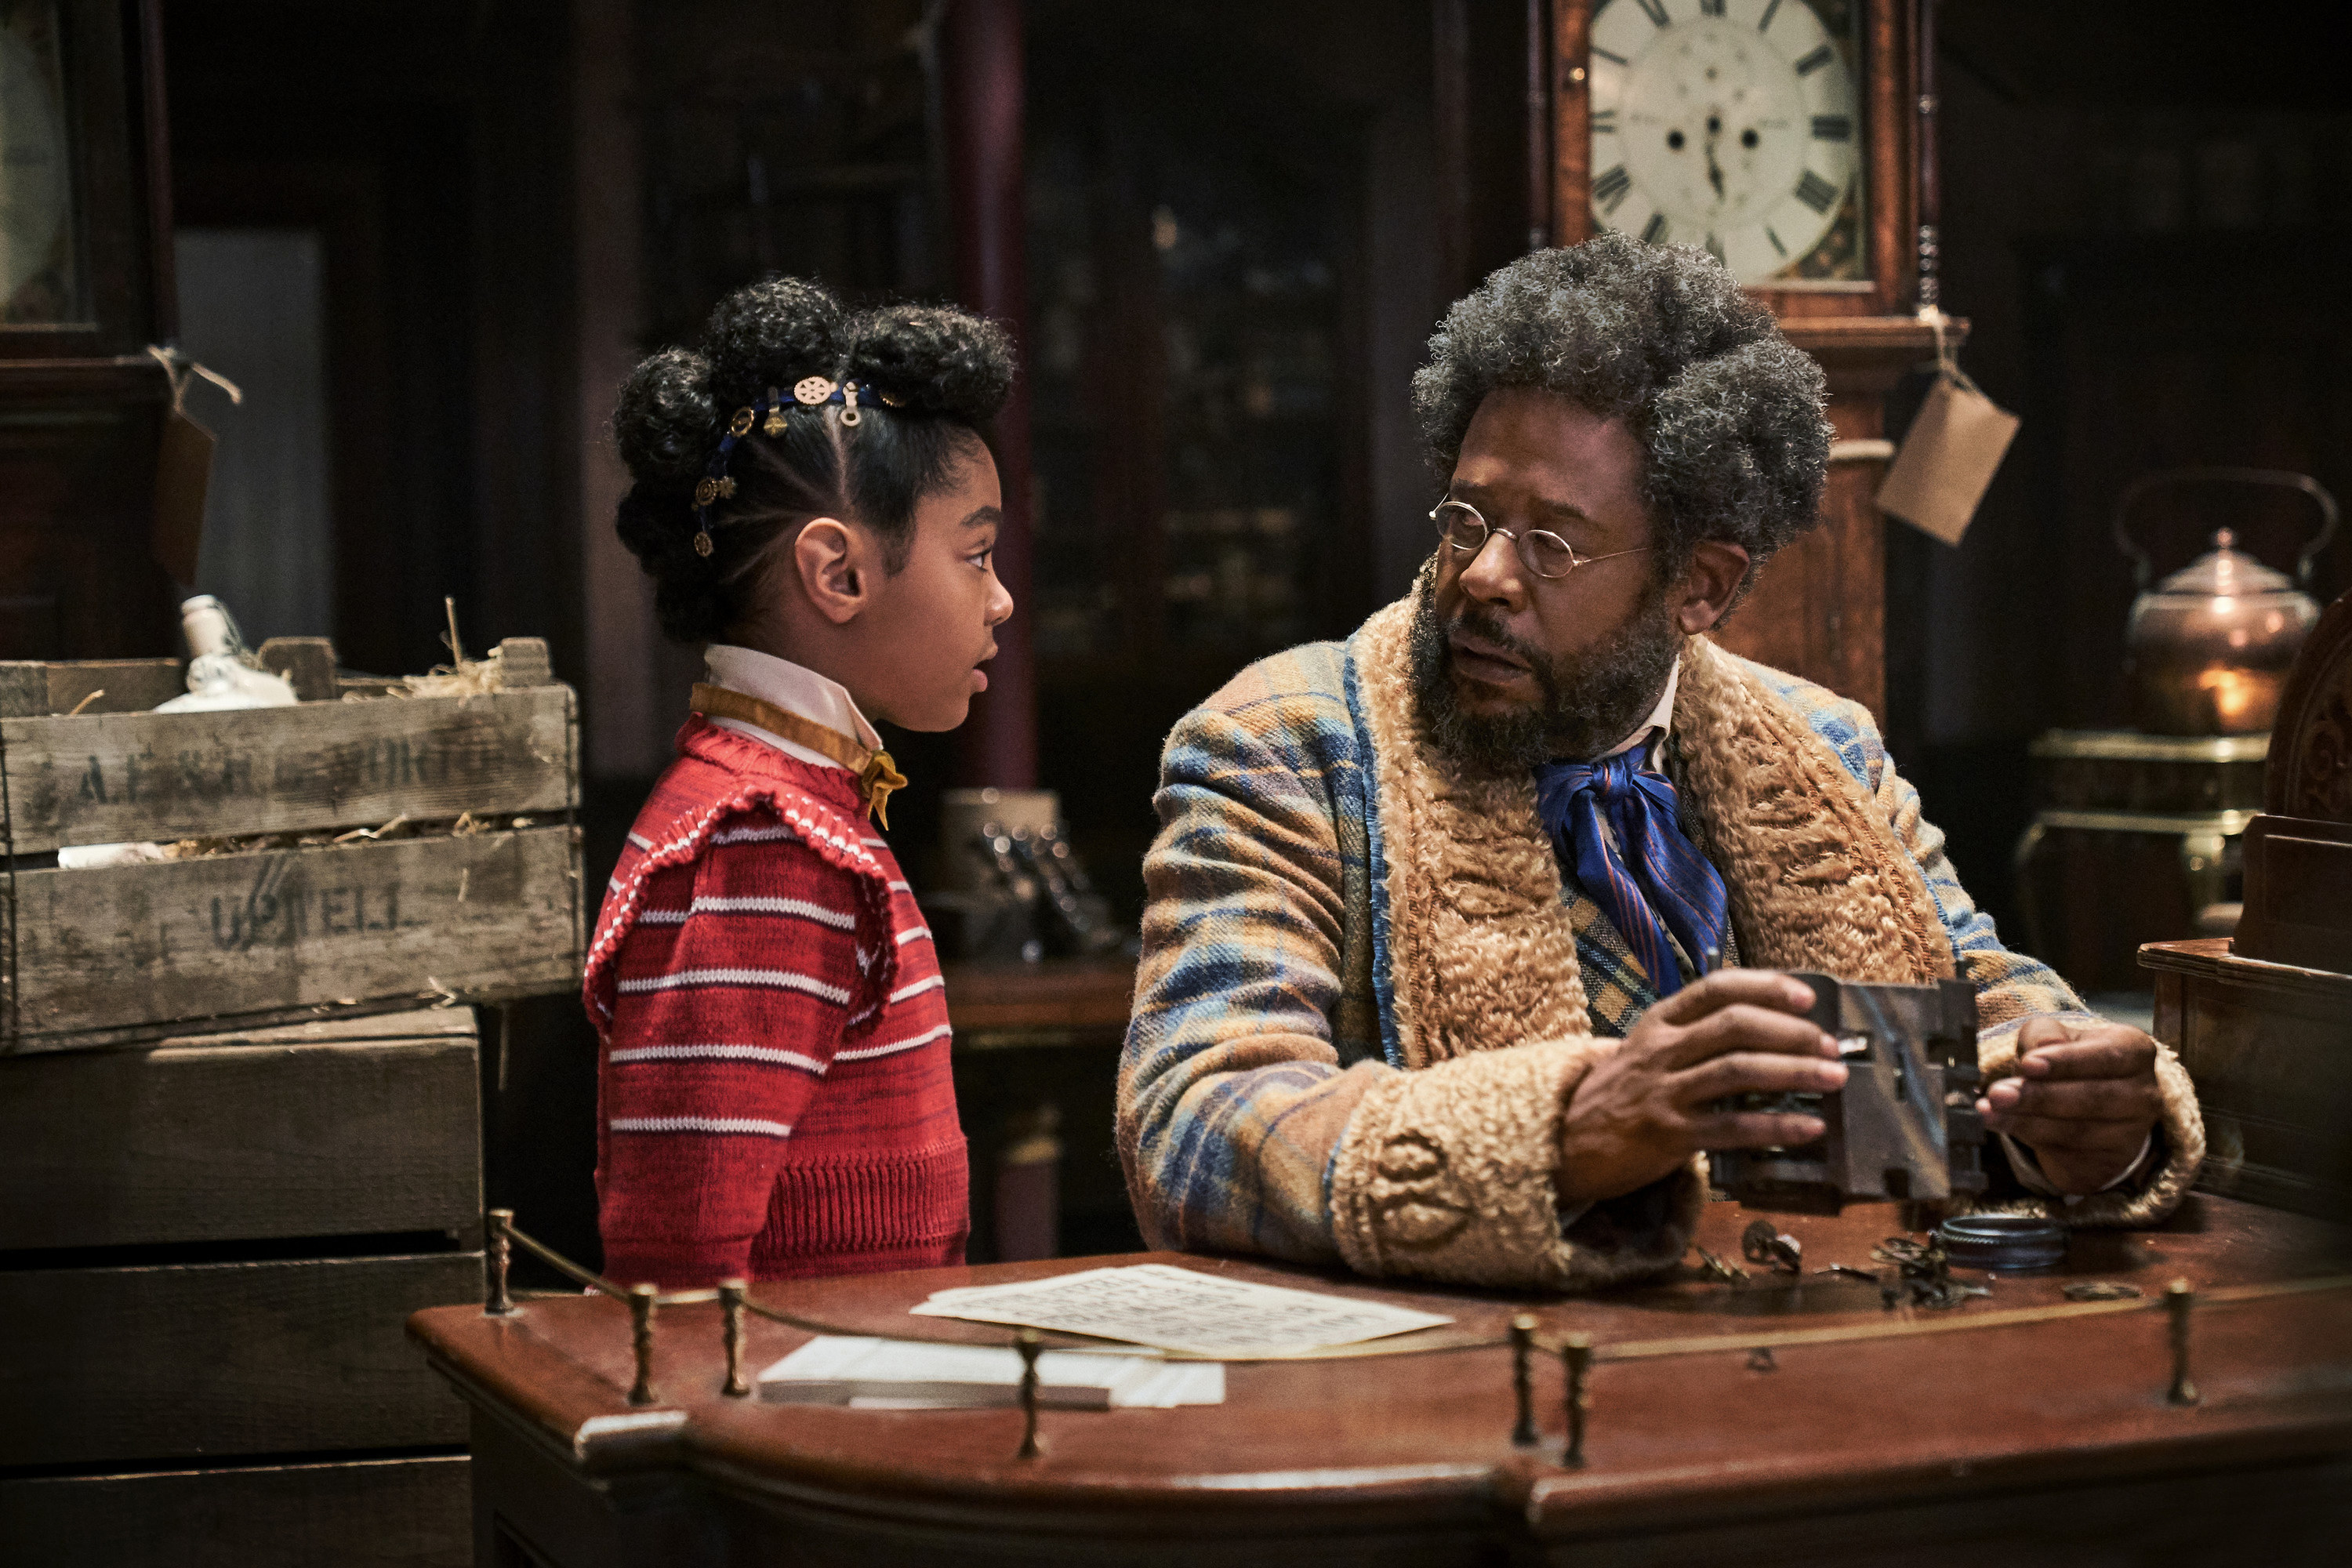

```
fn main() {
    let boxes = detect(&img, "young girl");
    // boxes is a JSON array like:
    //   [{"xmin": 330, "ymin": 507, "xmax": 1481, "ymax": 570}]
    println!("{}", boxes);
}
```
[{"xmin": 585, "ymin": 278, "xmax": 1015, "ymax": 1287}]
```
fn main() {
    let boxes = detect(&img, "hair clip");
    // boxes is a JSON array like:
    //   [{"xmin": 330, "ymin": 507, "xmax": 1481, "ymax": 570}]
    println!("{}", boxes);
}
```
[
  {"xmin": 787, "ymin": 374, "xmax": 869, "ymax": 425},
  {"xmin": 698, "ymin": 391, "xmax": 769, "ymax": 559},
  {"xmin": 877, "ymin": 388, "xmax": 906, "ymax": 408},
  {"xmin": 763, "ymin": 386, "xmax": 787, "ymax": 437}
]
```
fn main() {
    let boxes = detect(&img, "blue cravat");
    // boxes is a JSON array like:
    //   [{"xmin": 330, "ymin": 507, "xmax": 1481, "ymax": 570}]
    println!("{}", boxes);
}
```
[{"xmin": 1532, "ymin": 747, "xmax": 1729, "ymax": 998}]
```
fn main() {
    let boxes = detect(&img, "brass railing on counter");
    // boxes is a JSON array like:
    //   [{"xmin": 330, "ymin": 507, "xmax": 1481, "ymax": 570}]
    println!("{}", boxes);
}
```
[{"xmin": 480, "ymin": 1208, "xmax": 2352, "ymax": 1465}]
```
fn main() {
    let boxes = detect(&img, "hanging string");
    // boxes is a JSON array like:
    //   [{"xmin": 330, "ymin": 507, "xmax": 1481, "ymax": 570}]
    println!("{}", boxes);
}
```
[
  {"xmin": 147, "ymin": 344, "xmax": 245, "ymax": 413},
  {"xmin": 1919, "ymin": 308, "xmax": 1984, "ymax": 397}
]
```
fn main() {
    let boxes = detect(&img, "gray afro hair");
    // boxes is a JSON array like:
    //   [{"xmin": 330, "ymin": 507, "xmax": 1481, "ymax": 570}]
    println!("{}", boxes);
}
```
[{"xmin": 1411, "ymin": 234, "xmax": 1832, "ymax": 596}]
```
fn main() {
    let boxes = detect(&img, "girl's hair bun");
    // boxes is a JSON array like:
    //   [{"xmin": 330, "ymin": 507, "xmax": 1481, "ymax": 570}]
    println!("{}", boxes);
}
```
[
  {"xmin": 612, "ymin": 347, "xmax": 716, "ymax": 483},
  {"xmin": 851, "ymin": 304, "xmax": 1016, "ymax": 422},
  {"xmin": 608, "ymin": 275, "xmax": 1018, "ymax": 645},
  {"xmin": 700, "ymin": 278, "xmax": 851, "ymax": 415}
]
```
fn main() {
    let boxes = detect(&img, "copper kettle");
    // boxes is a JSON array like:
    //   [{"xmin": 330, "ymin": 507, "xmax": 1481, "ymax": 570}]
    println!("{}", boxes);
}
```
[{"xmin": 2116, "ymin": 468, "xmax": 2336, "ymax": 735}]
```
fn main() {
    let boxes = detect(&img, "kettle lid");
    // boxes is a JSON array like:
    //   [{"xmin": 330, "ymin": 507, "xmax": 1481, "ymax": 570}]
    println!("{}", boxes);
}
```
[{"xmin": 2149, "ymin": 528, "xmax": 2306, "ymax": 601}]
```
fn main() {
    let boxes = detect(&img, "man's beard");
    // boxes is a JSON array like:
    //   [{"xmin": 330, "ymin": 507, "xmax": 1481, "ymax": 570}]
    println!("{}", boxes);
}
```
[{"xmin": 1406, "ymin": 568, "xmax": 1682, "ymax": 775}]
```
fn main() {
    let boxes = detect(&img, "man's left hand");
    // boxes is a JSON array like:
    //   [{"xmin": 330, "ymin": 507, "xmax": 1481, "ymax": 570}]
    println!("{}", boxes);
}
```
[{"xmin": 1977, "ymin": 1016, "xmax": 2163, "ymax": 1194}]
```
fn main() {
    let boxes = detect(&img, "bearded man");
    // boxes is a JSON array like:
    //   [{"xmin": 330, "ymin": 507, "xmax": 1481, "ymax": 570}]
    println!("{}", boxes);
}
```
[{"xmin": 1116, "ymin": 237, "xmax": 2202, "ymax": 1290}]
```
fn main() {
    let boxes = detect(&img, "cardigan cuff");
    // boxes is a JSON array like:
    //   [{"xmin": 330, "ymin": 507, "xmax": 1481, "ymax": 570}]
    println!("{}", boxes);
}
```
[
  {"xmin": 1960, "ymin": 1030, "xmax": 2205, "ymax": 1229},
  {"xmin": 1329, "ymin": 1040, "xmax": 1698, "ymax": 1290}
]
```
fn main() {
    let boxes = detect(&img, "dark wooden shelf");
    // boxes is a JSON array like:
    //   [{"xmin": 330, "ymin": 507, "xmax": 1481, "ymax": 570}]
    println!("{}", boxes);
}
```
[{"xmin": 944, "ymin": 956, "xmax": 1137, "ymax": 1044}]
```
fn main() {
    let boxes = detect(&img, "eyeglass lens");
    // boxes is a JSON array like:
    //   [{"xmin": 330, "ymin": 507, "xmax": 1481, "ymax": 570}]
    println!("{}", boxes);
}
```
[{"xmin": 1432, "ymin": 501, "xmax": 1577, "ymax": 579}]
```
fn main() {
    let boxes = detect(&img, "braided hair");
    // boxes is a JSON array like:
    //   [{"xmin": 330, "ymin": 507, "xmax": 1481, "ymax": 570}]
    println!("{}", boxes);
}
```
[{"xmin": 613, "ymin": 278, "xmax": 1017, "ymax": 644}]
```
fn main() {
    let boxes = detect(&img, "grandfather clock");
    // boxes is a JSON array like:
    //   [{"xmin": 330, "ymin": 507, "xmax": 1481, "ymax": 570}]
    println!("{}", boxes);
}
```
[
  {"xmin": 1551, "ymin": 0, "xmax": 1947, "ymax": 719},
  {"xmin": 0, "ymin": 0, "xmax": 178, "ymax": 662}
]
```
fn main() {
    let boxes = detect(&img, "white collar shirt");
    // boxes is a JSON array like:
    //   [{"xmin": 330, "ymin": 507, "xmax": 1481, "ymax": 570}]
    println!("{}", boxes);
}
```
[{"xmin": 701, "ymin": 644, "xmax": 883, "ymax": 773}]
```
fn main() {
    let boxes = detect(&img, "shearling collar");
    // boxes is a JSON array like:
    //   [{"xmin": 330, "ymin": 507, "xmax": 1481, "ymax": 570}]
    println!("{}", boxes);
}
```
[{"xmin": 1347, "ymin": 597, "xmax": 1951, "ymax": 1071}]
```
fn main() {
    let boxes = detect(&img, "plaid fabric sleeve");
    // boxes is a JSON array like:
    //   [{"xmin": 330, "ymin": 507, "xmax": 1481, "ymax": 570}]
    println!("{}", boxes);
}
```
[
  {"xmin": 1761, "ymin": 671, "xmax": 2095, "ymax": 1035},
  {"xmin": 1862, "ymin": 740, "xmax": 2095, "ymax": 1038},
  {"xmin": 1117, "ymin": 679, "xmax": 1388, "ymax": 1266}
]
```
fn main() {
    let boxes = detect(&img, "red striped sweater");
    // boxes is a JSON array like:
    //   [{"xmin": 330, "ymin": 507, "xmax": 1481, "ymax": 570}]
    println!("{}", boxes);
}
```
[{"xmin": 583, "ymin": 717, "xmax": 967, "ymax": 1288}]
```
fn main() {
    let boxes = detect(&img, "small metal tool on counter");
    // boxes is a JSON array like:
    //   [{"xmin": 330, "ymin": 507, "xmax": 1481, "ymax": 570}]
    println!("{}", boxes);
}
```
[
  {"xmin": 1871, "ymin": 1235, "xmax": 1990, "ymax": 1310},
  {"xmin": 1740, "ymin": 1220, "xmax": 1803, "ymax": 1274}
]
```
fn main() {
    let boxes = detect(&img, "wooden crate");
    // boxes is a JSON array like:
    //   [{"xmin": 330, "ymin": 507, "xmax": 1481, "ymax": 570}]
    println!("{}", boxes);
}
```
[
  {"xmin": 0, "ymin": 1008, "xmax": 481, "ymax": 1565},
  {"xmin": 0, "ymin": 641, "xmax": 582, "ymax": 1054},
  {"xmin": 0, "ymin": 1455, "xmax": 471, "ymax": 1568},
  {"xmin": 0, "ymin": 1009, "xmax": 481, "ymax": 1250},
  {"xmin": 2, "ymin": 1250, "xmax": 480, "ymax": 1467}
]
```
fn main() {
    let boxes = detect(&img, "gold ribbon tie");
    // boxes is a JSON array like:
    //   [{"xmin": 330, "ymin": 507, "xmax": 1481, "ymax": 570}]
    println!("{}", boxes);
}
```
[{"xmin": 691, "ymin": 683, "xmax": 907, "ymax": 828}]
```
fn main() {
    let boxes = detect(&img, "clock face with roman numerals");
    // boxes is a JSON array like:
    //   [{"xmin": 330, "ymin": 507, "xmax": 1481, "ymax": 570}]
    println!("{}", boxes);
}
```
[{"xmin": 1587, "ymin": 0, "xmax": 1864, "ymax": 286}]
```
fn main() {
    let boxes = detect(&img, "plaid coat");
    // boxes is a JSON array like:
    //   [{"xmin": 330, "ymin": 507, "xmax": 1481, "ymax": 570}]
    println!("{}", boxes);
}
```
[{"xmin": 1118, "ymin": 600, "xmax": 2201, "ymax": 1290}]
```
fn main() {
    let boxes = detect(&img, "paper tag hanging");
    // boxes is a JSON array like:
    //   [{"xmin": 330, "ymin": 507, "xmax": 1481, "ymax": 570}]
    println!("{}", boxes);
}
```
[
  {"xmin": 147, "ymin": 347, "xmax": 244, "ymax": 586},
  {"xmin": 1875, "ymin": 318, "xmax": 2018, "ymax": 547},
  {"xmin": 153, "ymin": 408, "xmax": 216, "ymax": 585}
]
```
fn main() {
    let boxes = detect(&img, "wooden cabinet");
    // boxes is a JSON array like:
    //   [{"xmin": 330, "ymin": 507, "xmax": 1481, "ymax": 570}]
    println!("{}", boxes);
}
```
[{"xmin": 0, "ymin": 0, "xmax": 180, "ymax": 661}]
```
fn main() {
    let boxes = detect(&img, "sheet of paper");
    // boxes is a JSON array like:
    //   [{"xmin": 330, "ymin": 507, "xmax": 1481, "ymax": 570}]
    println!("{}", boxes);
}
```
[
  {"xmin": 909, "ymin": 1263, "xmax": 1453, "ymax": 1356},
  {"xmin": 757, "ymin": 1335, "xmax": 1224, "ymax": 1409}
]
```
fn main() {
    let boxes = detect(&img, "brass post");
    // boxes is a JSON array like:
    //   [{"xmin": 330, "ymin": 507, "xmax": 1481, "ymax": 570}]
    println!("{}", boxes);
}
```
[
  {"xmin": 2166, "ymin": 1279, "xmax": 2199, "ymax": 1406},
  {"xmin": 1014, "ymin": 1329, "xmax": 1043, "ymax": 1460},
  {"xmin": 484, "ymin": 1208, "xmax": 515, "ymax": 1316},
  {"xmin": 719, "ymin": 1279, "xmax": 750, "ymax": 1397},
  {"xmin": 629, "ymin": 1283, "xmax": 659, "ymax": 1406},
  {"xmin": 1562, "ymin": 1334, "xmax": 1593, "ymax": 1467},
  {"xmin": 1509, "ymin": 1315, "xmax": 1539, "ymax": 1447}
]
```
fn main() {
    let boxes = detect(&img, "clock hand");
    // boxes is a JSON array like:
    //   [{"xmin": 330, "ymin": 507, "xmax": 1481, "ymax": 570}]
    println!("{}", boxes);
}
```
[{"xmin": 1705, "ymin": 136, "xmax": 1725, "ymax": 202}]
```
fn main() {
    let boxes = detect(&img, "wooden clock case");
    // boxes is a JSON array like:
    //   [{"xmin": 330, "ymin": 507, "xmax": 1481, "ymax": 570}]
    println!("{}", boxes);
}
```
[
  {"xmin": 0, "ymin": 0, "xmax": 179, "ymax": 663},
  {"xmin": 1551, "ymin": 0, "xmax": 1944, "ymax": 720}
]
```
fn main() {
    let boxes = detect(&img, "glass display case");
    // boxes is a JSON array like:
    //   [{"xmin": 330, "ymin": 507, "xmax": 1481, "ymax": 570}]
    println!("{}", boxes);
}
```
[
  {"xmin": 0, "ymin": 0, "xmax": 85, "ymax": 324},
  {"xmin": 1025, "ymin": 36, "xmax": 1356, "ymax": 684}
]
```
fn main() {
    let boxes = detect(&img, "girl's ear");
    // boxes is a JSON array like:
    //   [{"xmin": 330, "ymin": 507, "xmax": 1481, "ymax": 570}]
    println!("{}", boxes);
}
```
[{"xmin": 793, "ymin": 517, "xmax": 868, "ymax": 625}]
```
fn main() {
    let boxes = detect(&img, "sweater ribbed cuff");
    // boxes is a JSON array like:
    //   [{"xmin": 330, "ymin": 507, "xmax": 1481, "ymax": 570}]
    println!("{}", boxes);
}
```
[{"xmin": 599, "ymin": 1236, "xmax": 756, "ymax": 1294}]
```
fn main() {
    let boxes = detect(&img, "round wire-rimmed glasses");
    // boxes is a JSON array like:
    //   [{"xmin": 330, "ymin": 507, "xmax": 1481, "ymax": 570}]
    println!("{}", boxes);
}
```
[{"xmin": 1429, "ymin": 499, "xmax": 1650, "ymax": 580}]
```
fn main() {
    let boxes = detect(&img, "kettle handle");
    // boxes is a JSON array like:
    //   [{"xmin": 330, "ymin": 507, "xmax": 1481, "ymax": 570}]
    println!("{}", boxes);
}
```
[{"xmin": 2112, "ymin": 466, "xmax": 2339, "ymax": 590}]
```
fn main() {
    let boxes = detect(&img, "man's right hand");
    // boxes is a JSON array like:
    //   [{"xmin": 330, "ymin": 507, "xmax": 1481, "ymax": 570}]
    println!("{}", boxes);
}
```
[{"xmin": 1555, "ymin": 971, "xmax": 1846, "ymax": 1208}]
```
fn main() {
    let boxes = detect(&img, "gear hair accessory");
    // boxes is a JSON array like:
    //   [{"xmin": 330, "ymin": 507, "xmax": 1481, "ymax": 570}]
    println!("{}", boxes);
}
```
[{"xmin": 690, "ymin": 377, "xmax": 904, "ymax": 557}]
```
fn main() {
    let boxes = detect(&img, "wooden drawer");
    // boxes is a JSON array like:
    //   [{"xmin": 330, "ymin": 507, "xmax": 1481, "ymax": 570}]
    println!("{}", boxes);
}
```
[
  {"xmin": 0, "ymin": 1011, "xmax": 481, "ymax": 1250},
  {"xmin": 0, "ymin": 1251, "xmax": 480, "ymax": 1467},
  {"xmin": 0, "ymin": 1454, "xmax": 471, "ymax": 1567}
]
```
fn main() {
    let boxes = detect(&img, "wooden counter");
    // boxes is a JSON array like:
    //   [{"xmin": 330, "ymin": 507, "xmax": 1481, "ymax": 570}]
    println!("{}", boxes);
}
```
[{"xmin": 411, "ymin": 1195, "xmax": 2352, "ymax": 1566}]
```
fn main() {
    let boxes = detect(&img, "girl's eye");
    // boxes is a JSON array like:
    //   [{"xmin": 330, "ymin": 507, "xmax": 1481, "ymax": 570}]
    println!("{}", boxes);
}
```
[{"xmin": 970, "ymin": 549, "xmax": 994, "ymax": 570}]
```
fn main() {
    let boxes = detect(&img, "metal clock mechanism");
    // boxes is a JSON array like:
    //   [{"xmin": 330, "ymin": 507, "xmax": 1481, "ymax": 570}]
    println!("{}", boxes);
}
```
[{"xmin": 1695, "ymin": 973, "xmax": 2081, "ymax": 1308}]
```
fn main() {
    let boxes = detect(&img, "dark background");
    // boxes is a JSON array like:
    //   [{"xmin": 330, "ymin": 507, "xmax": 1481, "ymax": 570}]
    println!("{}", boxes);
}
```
[{"xmin": 152, "ymin": 0, "xmax": 2352, "ymax": 1269}]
